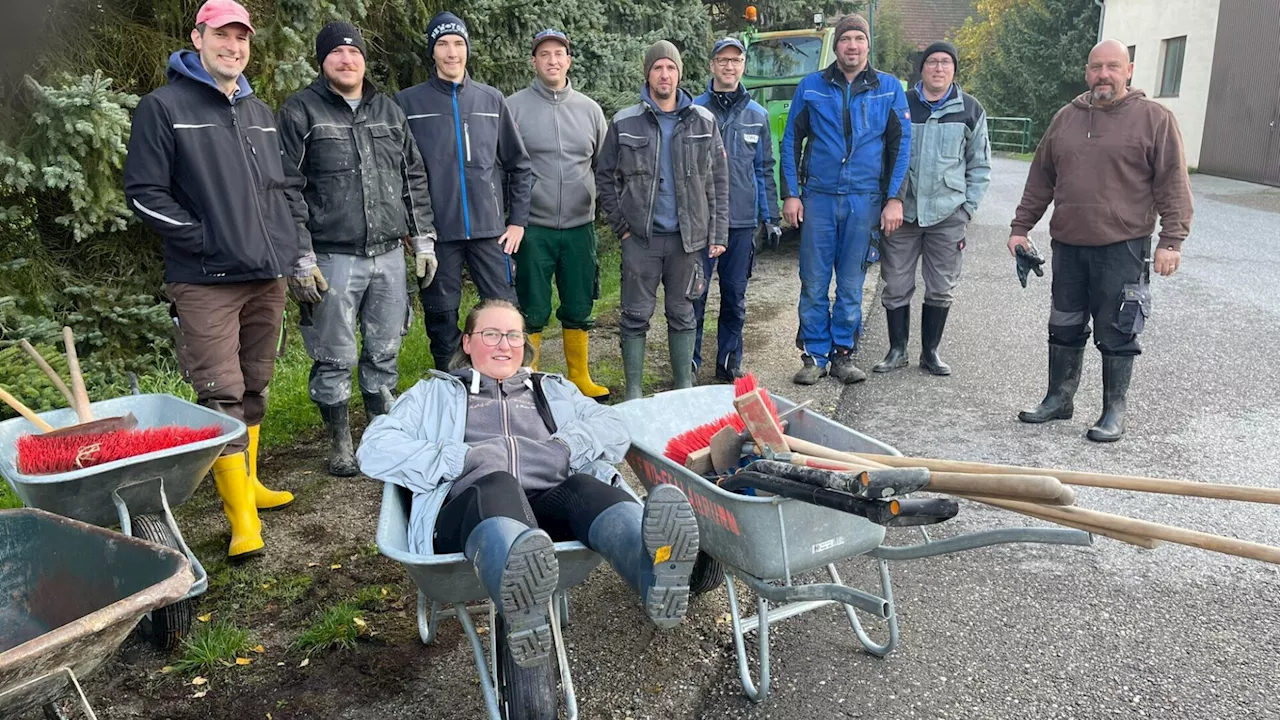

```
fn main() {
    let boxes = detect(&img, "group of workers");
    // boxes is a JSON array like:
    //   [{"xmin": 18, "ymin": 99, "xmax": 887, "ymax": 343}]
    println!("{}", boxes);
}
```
[{"xmin": 121, "ymin": 0, "xmax": 1191, "ymax": 659}]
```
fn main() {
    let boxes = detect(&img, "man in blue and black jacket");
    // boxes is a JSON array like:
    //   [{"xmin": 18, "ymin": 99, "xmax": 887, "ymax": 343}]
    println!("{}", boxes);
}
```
[
  {"xmin": 780, "ymin": 13, "xmax": 911, "ymax": 386},
  {"xmin": 396, "ymin": 12, "xmax": 532, "ymax": 372}
]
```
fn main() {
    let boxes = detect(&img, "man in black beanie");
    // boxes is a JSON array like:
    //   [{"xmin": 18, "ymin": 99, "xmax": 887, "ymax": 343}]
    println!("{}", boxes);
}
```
[
  {"xmin": 278, "ymin": 20, "xmax": 437, "ymax": 476},
  {"xmin": 397, "ymin": 11, "xmax": 532, "ymax": 372}
]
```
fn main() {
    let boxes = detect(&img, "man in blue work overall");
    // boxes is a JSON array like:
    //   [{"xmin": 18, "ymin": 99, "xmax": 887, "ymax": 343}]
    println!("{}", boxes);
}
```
[
  {"xmin": 780, "ymin": 13, "xmax": 912, "ymax": 385},
  {"xmin": 396, "ymin": 12, "xmax": 532, "ymax": 372}
]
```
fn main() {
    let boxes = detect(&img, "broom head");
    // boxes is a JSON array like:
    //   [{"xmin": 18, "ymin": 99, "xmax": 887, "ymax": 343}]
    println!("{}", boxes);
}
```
[{"xmin": 17, "ymin": 425, "xmax": 223, "ymax": 475}]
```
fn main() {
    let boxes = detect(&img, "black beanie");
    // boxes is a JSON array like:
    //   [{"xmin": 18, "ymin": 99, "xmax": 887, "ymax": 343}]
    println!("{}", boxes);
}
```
[
  {"xmin": 919, "ymin": 40, "xmax": 959, "ymax": 74},
  {"xmin": 316, "ymin": 21, "xmax": 367, "ymax": 67},
  {"xmin": 427, "ymin": 12, "xmax": 470, "ymax": 59}
]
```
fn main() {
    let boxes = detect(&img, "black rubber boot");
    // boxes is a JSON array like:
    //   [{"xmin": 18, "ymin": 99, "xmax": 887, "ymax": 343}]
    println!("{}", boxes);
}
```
[
  {"xmin": 361, "ymin": 388, "xmax": 393, "ymax": 418},
  {"xmin": 318, "ymin": 403, "xmax": 359, "ymax": 477},
  {"xmin": 1087, "ymin": 355, "xmax": 1134, "ymax": 442},
  {"xmin": 1018, "ymin": 345, "xmax": 1084, "ymax": 423},
  {"xmin": 873, "ymin": 306, "xmax": 910, "ymax": 373},
  {"xmin": 919, "ymin": 304, "xmax": 951, "ymax": 376}
]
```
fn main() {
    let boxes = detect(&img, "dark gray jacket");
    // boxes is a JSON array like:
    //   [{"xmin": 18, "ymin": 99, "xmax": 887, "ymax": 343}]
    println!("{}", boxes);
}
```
[
  {"xmin": 278, "ymin": 76, "xmax": 435, "ymax": 257},
  {"xmin": 396, "ymin": 75, "xmax": 532, "ymax": 242},
  {"xmin": 596, "ymin": 88, "xmax": 729, "ymax": 252}
]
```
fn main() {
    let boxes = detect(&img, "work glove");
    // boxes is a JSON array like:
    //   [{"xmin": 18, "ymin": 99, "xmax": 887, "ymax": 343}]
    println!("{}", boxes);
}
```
[
  {"xmin": 1015, "ymin": 242, "xmax": 1046, "ymax": 288},
  {"xmin": 763, "ymin": 222, "xmax": 783, "ymax": 250},
  {"xmin": 411, "ymin": 234, "xmax": 438, "ymax": 289},
  {"xmin": 289, "ymin": 253, "xmax": 328, "ymax": 304}
]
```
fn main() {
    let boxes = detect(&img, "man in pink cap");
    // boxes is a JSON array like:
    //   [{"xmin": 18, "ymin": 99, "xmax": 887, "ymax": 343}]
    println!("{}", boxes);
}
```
[{"xmin": 124, "ymin": 0, "xmax": 317, "ymax": 561}]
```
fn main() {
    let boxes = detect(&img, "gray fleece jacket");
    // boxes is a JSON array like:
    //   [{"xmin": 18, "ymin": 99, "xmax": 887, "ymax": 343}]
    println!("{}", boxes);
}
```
[{"xmin": 506, "ymin": 79, "xmax": 608, "ymax": 229}]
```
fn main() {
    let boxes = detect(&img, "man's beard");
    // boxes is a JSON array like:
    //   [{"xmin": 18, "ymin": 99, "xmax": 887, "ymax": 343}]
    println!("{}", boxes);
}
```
[
  {"xmin": 837, "ymin": 55, "xmax": 864, "ymax": 74},
  {"xmin": 652, "ymin": 87, "xmax": 673, "ymax": 101},
  {"xmin": 1092, "ymin": 83, "xmax": 1116, "ymax": 102}
]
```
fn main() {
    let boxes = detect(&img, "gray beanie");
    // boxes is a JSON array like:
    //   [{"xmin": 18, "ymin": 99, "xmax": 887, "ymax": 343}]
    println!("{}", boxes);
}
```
[{"xmin": 644, "ymin": 40, "xmax": 683, "ymax": 79}]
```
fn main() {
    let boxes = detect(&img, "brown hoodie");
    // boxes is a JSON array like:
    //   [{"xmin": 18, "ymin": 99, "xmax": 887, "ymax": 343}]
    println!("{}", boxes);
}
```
[{"xmin": 1011, "ymin": 89, "xmax": 1193, "ymax": 250}]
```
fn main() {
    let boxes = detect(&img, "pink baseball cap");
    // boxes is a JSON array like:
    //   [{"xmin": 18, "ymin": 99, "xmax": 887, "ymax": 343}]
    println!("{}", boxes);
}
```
[{"xmin": 196, "ymin": 0, "xmax": 255, "ymax": 34}]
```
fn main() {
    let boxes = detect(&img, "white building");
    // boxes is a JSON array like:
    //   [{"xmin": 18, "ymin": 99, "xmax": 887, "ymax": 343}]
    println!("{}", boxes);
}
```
[{"xmin": 1100, "ymin": 0, "xmax": 1279, "ymax": 186}]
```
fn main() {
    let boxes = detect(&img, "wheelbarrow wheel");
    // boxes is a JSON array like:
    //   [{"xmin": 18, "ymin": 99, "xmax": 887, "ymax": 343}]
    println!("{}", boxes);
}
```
[
  {"xmin": 43, "ymin": 702, "xmax": 71, "ymax": 720},
  {"xmin": 688, "ymin": 551, "xmax": 725, "ymax": 596},
  {"xmin": 494, "ymin": 613, "xmax": 559, "ymax": 720},
  {"xmin": 131, "ymin": 513, "xmax": 194, "ymax": 650}
]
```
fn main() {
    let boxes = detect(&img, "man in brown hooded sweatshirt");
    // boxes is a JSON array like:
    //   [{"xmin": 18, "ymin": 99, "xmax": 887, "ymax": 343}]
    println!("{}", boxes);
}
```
[{"xmin": 1008, "ymin": 39, "xmax": 1192, "ymax": 442}]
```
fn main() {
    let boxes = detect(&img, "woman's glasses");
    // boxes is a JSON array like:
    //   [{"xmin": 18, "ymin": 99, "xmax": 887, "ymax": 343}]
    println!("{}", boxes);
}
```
[{"xmin": 470, "ymin": 329, "xmax": 527, "ymax": 348}]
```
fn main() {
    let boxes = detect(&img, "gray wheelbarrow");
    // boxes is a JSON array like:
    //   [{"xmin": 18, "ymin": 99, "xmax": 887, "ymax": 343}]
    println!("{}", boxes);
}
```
[
  {"xmin": 0, "ymin": 508, "xmax": 193, "ymax": 719},
  {"xmin": 0, "ymin": 393, "xmax": 244, "ymax": 649},
  {"xmin": 616, "ymin": 386, "xmax": 1093, "ymax": 703},
  {"xmin": 377, "ymin": 478, "xmax": 641, "ymax": 720}
]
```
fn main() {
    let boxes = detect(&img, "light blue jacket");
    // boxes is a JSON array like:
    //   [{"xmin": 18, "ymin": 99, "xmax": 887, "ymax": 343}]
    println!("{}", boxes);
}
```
[
  {"xmin": 900, "ymin": 85, "xmax": 992, "ymax": 227},
  {"xmin": 357, "ymin": 369, "xmax": 629, "ymax": 553}
]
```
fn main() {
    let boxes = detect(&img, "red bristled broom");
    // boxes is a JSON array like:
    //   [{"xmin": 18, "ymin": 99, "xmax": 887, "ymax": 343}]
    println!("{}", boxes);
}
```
[
  {"xmin": 17, "ymin": 425, "xmax": 223, "ymax": 475},
  {"xmin": 662, "ymin": 373, "xmax": 782, "ymax": 466}
]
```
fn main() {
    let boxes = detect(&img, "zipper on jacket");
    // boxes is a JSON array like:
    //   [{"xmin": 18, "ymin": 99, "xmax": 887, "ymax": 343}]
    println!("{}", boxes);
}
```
[
  {"xmin": 230, "ymin": 103, "xmax": 283, "ymax": 278},
  {"xmin": 464, "ymin": 120, "xmax": 472, "ymax": 163},
  {"xmin": 554, "ymin": 103, "xmax": 563, "ymax": 225},
  {"xmin": 645, "ymin": 107, "xmax": 660, "ymax": 237},
  {"xmin": 497, "ymin": 381, "xmax": 517, "ymax": 478},
  {"xmin": 451, "ymin": 85, "xmax": 472, "ymax": 239}
]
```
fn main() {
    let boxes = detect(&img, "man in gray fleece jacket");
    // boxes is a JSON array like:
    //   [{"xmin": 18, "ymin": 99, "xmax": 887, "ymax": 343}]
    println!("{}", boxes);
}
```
[{"xmin": 507, "ymin": 29, "xmax": 611, "ymax": 403}]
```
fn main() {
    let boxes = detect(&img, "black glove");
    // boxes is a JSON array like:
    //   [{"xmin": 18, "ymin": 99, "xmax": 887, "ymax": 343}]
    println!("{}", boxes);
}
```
[{"xmin": 1015, "ymin": 243, "xmax": 1046, "ymax": 288}]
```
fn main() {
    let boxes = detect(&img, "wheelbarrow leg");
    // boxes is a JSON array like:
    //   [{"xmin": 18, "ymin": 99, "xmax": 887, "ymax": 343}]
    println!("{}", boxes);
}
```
[
  {"xmin": 455, "ymin": 602, "xmax": 503, "ymax": 720},
  {"xmin": 725, "ymin": 573, "xmax": 771, "ymax": 703},
  {"xmin": 549, "ymin": 590, "xmax": 580, "ymax": 720},
  {"xmin": 830, "ymin": 559, "xmax": 899, "ymax": 657}
]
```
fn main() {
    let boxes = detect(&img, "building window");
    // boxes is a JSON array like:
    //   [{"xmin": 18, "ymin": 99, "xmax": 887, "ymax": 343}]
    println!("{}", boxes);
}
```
[{"xmin": 1159, "ymin": 36, "xmax": 1186, "ymax": 97}]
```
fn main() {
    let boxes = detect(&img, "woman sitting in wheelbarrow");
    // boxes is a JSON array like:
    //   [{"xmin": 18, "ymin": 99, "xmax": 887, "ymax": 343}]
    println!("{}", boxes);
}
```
[{"xmin": 357, "ymin": 299, "xmax": 700, "ymax": 667}]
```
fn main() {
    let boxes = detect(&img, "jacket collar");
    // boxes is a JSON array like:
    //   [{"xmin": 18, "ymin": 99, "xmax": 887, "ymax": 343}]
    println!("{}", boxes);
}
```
[
  {"xmin": 529, "ymin": 78, "xmax": 573, "ymax": 103},
  {"xmin": 702, "ymin": 81, "xmax": 749, "ymax": 113},
  {"xmin": 429, "ymin": 72, "xmax": 470, "ymax": 94},
  {"xmin": 823, "ymin": 62, "xmax": 879, "ymax": 92},
  {"xmin": 166, "ymin": 49, "xmax": 254, "ymax": 104},
  {"xmin": 641, "ymin": 85, "xmax": 694, "ymax": 117}
]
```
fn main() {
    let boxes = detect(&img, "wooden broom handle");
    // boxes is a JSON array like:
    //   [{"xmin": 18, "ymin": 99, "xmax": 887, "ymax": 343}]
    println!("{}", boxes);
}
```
[
  {"xmin": 0, "ymin": 386, "xmax": 55, "ymax": 433},
  {"xmin": 62, "ymin": 326, "xmax": 93, "ymax": 423},
  {"xmin": 957, "ymin": 494, "xmax": 1155, "ymax": 546},
  {"xmin": 19, "ymin": 338, "xmax": 77, "ymax": 411},
  {"xmin": 856, "ymin": 452, "xmax": 1280, "ymax": 506}
]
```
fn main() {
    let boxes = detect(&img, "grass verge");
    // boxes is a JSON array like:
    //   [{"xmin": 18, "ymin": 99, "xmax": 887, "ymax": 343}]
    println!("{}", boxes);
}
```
[{"xmin": 292, "ymin": 602, "xmax": 369, "ymax": 656}]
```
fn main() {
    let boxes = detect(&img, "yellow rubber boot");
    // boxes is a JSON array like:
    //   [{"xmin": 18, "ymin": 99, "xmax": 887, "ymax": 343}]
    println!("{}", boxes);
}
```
[
  {"xmin": 563, "ymin": 329, "xmax": 611, "ymax": 402},
  {"xmin": 527, "ymin": 332, "xmax": 542, "ymax": 371},
  {"xmin": 246, "ymin": 425, "xmax": 294, "ymax": 510},
  {"xmin": 212, "ymin": 453, "xmax": 265, "ymax": 560}
]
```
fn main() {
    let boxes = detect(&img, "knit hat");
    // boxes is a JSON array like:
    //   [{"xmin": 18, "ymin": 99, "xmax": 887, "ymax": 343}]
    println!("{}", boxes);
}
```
[
  {"xmin": 427, "ymin": 11, "xmax": 469, "ymax": 58},
  {"xmin": 315, "ymin": 22, "xmax": 367, "ymax": 67},
  {"xmin": 644, "ymin": 40, "xmax": 683, "ymax": 79},
  {"xmin": 833, "ymin": 14, "xmax": 870, "ymax": 42},
  {"xmin": 919, "ymin": 40, "xmax": 959, "ymax": 74}
]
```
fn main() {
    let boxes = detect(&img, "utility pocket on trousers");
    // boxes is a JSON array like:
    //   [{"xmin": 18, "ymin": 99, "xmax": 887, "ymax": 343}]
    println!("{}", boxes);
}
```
[
  {"xmin": 685, "ymin": 260, "xmax": 706, "ymax": 300},
  {"xmin": 1115, "ymin": 282, "xmax": 1151, "ymax": 336},
  {"xmin": 169, "ymin": 302, "xmax": 193, "ymax": 382}
]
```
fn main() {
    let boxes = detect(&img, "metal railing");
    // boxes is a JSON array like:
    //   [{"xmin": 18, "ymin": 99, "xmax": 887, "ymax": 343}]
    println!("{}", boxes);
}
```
[{"xmin": 987, "ymin": 116, "xmax": 1033, "ymax": 154}]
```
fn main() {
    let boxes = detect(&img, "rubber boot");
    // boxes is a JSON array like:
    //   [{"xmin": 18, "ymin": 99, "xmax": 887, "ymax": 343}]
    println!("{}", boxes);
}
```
[
  {"xmin": 465, "ymin": 517, "xmax": 559, "ymax": 668},
  {"xmin": 246, "ymin": 425, "xmax": 293, "ymax": 510},
  {"xmin": 919, "ymin": 304, "xmax": 952, "ymax": 376},
  {"xmin": 318, "ymin": 404, "xmax": 359, "ymax": 477},
  {"xmin": 361, "ymin": 388, "xmax": 393, "ymax": 418},
  {"xmin": 621, "ymin": 336, "xmax": 646, "ymax": 401},
  {"xmin": 1087, "ymin": 355, "xmax": 1133, "ymax": 442},
  {"xmin": 212, "ymin": 453, "xmax": 264, "ymax": 560},
  {"xmin": 669, "ymin": 330, "xmax": 696, "ymax": 390},
  {"xmin": 527, "ymin": 332, "xmax": 542, "ymax": 371},
  {"xmin": 1018, "ymin": 344, "xmax": 1085, "ymax": 423},
  {"xmin": 587, "ymin": 484, "xmax": 700, "ymax": 629},
  {"xmin": 873, "ymin": 306, "xmax": 910, "ymax": 373},
  {"xmin": 563, "ymin": 329, "xmax": 610, "ymax": 402}
]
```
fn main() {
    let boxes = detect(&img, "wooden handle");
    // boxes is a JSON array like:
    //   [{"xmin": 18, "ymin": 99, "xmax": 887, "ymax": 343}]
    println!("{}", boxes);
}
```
[
  {"xmin": 856, "ymin": 452, "xmax": 1280, "ymax": 506},
  {"xmin": 948, "ymin": 488, "xmax": 1076, "ymax": 508},
  {"xmin": 968, "ymin": 496, "xmax": 1280, "ymax": 565},
  {"xmin": 785, "ymin": 436, "xmax": 888, "ymax": 467},
  {"xmin": 0, "ymin": 385, "xmax": 55, "ymax": 432},
  {"xmin": 62, "ymin": 326, "xmax": 93, "ymax": 423},
  {"xmin": 963, "ymin": 495, "xmax": 1159, "ymax": 548},
  {"xmin": 18, "ymin": 338, "xmax": 76, "ymax": 410}
]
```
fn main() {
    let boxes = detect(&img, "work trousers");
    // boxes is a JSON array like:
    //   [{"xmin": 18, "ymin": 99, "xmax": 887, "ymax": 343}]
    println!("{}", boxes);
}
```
[
  {"xmin": 167, "ymin": 278, "xmax": 287, "ymax": 453},
  {"xmin": 433, "ymin": 471, "xmax": 634, "ymax": 553},
  {"xmin": 693, "ymin": 226, "xmax": 756, "ymax": 371},
  {"xmin": 880, "ymin": 207, "xmax": 969, "ymax": 310},
  {"xmin": 1048, "ymin": 237, "xmax": 1150, "ymax": 357},
  {"xmin": 420, "ymin": 238, "xmax": 519, "ymax": 371},
  {"xmin": 515, "ymin": 223, "xmax": 600, "ymax": 334},
  {"xmin": 797, "ymin": 190, "xmax": 881, "ymax": 365},
  {"xmin": 619, "ymin": 232, "xmax": 705, "ymax": 338},
  {"xmin": 300, "ymin": 250, "xmax": 409, "ymax": 407}
]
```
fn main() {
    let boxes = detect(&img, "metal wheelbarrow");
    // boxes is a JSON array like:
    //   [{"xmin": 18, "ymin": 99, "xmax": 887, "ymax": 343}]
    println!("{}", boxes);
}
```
[
  {"xmin": 616, "ymin": 386, "xmax": 1094, "ymax": 703},
  {"xmin": 377, "ymin": 478, "xmax": 641, "ymax": 720},
  {"xmin": 0, "ymin": 508, "xmax": 193, "ymax": 719},
  {"xmin": 0, "ymin": 394, "xmax": 244, "ymax": 649}
]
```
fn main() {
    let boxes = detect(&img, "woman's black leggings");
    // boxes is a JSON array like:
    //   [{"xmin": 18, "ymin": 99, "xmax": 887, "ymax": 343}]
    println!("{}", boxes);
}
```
[{"xmin": 434, "ymin": 471, "xmax": 636, "ymax": 553}]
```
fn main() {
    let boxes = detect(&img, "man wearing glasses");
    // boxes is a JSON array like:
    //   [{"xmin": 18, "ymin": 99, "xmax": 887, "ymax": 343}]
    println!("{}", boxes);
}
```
[
  {"xmin": 692, "ymin": 37, "xmax": 781, "ymax": 382},
  {"xmin": 873, "ymin": 41, "xmax": 990, "ymax": 377}
]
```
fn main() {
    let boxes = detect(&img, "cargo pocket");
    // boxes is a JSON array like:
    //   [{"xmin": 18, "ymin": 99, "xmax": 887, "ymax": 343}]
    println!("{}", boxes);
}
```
[
  {"xmin": 1114, "ymin": 283, "xmax": 1151, "ymax": 336},
  {"xmin": 684, "ymin": 258, "xmax": 706, "ymax": 300}
]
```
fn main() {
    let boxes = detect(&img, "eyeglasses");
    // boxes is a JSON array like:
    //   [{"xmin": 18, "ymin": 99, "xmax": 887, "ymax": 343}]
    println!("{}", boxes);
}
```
[
  {"xmin": 923, "ymin": 58, "xmax": 954, "ymax": 69},
  {"xmin": 714, "ymin": 57, "xmax": 745, "ymax": 67},
  {"xmin": 469, "ymin": 329, "xmax": 527, "ymax": 347}
]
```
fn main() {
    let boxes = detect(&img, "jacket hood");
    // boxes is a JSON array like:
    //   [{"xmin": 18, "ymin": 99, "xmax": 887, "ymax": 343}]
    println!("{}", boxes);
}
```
[
  {"xmin": 448, "ymin": 367, "xmax": 534, "ymax": 394},
  {"xmin": 1071, "ymin": 87, "xmax": 1146, "ymax": 110},
  {"xmin": 641, "ymin": 85, "xmax": 694, "ymax": 115},
  {"xmin": 166, "ymin": 50, "xmax": 253, "ymax": 102}
]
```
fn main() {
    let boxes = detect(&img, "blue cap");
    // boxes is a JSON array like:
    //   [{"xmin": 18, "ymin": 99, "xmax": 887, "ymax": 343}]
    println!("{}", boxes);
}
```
[
  {"xmin": 712, "ymin": 37, "xmax": 746, "ymax": 56},
  {"xmin": 532, "ymin": 28, "xmax": 571, "ymax": 54}
]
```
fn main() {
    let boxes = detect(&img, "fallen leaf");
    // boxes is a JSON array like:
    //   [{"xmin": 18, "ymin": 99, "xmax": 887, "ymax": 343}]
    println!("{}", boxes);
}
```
[
  {"xmin": 261, "ymin": 583, "xmax": 273, "ymax": 590},
  {"xmin": 197, "ymin": 613, "xmax": 212, "ymax": 623},
  {"xmin": 192, "ymin": 690, "xmax": 208, "ymax": 699},
  {"xmin": 329, "ymin": 563, "xmax": 342, "ymax": 570},
  {"xmin": 235, "ymin": 657, "xmax": 252, "ymax": 666},
  {"xmin": 476, "ymin": 626, "xmax": 488, "ymax": 635},
  {"xmin": 252, "ymin": 644, "xmax": 266, "ymax": 654},
  {"xmin": 307, "ymin": 562, "xmax": 320, "ymax": 568},
  {"xmin": 160, "ymin": 666, "xmax": 174, "ymax": 674},
  {"xmin": 191, "ymin": 676, "xmax": 208, "ymax": 686},
  {"xmin": 267, "ymin": 714, "xmax": 273, "ymax": 720},
  {"xmin": 299, "ymin": 658, "xmax": 310, "ymax": 668},
  {"xmin": 276, "ymin": 662, "xmax": 285, "ymax": 667},
  {"xmin": 380, "ymin": 587, "xmax": 389, "ymax": 597},
  {"xmin": 352, "ymin": 617, "xmax": 368, "ymax": 631}
]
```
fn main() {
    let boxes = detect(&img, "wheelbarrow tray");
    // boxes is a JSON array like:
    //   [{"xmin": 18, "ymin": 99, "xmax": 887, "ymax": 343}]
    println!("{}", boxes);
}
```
[
  {"xmin": 0, "ymin": 394, "xmax": 244, "ymax": 527},
  {"xmin": 0, "ymin": 508, "xmax": 193, "ymax": 718}
]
